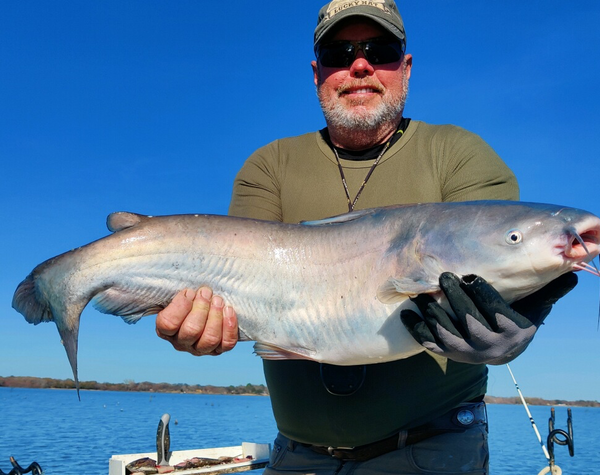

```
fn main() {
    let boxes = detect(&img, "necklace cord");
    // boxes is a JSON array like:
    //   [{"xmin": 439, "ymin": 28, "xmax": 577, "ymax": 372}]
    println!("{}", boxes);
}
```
[{"xmin": 333, "ymin": 128, "xmax": 404, "ymax": 212}]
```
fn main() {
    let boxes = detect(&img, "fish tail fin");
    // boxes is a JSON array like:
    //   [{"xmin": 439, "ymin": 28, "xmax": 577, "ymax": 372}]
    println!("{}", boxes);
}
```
[
  {"xmin": 12, "ymin": 273, "xmax": 54, "ymax": 324},
  {"xmin": 57, "ymin": 322, "xmax": 81, "ymax": 400},
  {"xmin": 13, "ymin": 272, "xmax": 84, "ymax": 399}
]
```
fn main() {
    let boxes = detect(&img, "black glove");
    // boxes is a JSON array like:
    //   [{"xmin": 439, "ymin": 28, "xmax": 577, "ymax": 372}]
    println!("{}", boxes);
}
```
[{"xmin": 400, "ymin": 272, "xmax": 578, "ymax": 365}]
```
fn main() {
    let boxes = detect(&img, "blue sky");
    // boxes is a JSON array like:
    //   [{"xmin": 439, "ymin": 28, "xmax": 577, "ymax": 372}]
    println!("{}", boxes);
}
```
[{"xmin": 1, "ymin": 1, "xmax": 599, "ymax": 401}]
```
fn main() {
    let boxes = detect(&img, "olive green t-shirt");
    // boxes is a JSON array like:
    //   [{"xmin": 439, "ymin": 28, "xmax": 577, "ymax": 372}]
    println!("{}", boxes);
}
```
[{"xmin": 228, "ymin": 120, "xmax": 519, "ymax": 447}]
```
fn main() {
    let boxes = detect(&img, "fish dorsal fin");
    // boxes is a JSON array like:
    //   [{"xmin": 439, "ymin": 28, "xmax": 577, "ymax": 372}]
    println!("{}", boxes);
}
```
[
  {"xmin": 300, "ymin": 208, "xmax": 375, "ymax": 226},
  {"xmin": 106, "ymin": 212, "xmax": 146, "ymax": 233},
  {"xmin": 377, "ymin": 277, "xmax": 439, "ymax": 304}
]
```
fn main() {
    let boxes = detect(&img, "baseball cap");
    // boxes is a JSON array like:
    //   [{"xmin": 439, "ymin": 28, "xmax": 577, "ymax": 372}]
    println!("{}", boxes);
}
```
[{"xmin": 314, "ymin": 0, "xmax": 406, "ymax": 50}]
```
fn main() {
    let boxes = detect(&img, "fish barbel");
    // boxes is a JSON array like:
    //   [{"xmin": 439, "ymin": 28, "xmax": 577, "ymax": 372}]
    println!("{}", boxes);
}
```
[{"xmin": 12, "ymin": 201, "xmax": 600, "ymax": 391}]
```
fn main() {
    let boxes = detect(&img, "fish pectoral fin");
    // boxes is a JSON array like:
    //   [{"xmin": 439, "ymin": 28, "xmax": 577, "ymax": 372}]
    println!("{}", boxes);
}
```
[
  {"xmin": 377, "ymin": 277, "xmax": 439, "ymax": 304},
  {"xmin": 253, "ymin": 342, "xmax": 316, "ymax": 361},
  {"xmin": 91, "ymin": 287, "xmax": 167, "ymax": 324},
  {"xmin": 106, "ymin": 212, "xmax": 147, "ymax": 232}
]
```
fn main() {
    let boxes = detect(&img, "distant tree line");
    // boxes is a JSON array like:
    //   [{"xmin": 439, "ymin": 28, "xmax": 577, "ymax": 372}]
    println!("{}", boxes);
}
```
[
  {"xmin": 2, "ymin": 376, "xmax": 599, "ymax": 407},
  {"xmin": 0, "ymin": 376, "xmax": 269, "ymax": 396},
  {"xmin": 484, "ymin": 395, "xmax": 600, "ymax": 408}
]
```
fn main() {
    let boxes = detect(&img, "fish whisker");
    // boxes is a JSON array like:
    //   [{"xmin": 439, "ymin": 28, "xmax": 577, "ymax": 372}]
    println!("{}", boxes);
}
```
[{"xmin": 573, "ymin": 261, "xmax": 600, "ymax": 277}]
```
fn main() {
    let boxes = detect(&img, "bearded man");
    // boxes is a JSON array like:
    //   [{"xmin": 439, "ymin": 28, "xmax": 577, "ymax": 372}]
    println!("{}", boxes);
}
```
[{"xmin": 156, "ymin": 1, "xmax": 575, "ymax": 473}]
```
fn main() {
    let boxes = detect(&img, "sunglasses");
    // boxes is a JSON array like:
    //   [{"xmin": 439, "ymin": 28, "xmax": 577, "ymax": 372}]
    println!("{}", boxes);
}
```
[{"xmin": 317, "ymin": 38, "xmax": 405, "ymax": 68}]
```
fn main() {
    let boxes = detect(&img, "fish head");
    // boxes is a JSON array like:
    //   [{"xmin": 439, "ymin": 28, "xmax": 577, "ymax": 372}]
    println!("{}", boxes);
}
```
[
  {"xmin": 445, "ymin": 202, "xmax": 598, "ymax": 301},
  {"xmin": 387, "ymin": 201, "xmax": 600, "ymax": 303}
]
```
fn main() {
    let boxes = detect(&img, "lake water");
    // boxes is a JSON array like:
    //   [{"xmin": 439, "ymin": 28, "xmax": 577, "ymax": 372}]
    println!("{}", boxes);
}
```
[{"xmin": 1, "ymin": 387, "xmax": 598, "ymax": 474}]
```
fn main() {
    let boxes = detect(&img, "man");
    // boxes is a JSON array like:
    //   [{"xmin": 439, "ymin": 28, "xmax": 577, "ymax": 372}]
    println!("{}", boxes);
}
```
[{"xmin": 156, "ymin": 1, "xmax": 576, "ymax": 473}]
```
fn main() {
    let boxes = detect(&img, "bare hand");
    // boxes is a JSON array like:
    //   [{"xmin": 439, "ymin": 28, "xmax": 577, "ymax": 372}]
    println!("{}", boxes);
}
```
[{"xmin": 156, "ymin": 287, "xmax": 238, "ymax": 356}]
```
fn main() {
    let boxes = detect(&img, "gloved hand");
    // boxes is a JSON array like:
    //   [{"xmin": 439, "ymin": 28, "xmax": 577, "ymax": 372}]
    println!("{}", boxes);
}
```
[{"xmin": 400, "ymin": 272, "xmax": 578, "ymax": 365}]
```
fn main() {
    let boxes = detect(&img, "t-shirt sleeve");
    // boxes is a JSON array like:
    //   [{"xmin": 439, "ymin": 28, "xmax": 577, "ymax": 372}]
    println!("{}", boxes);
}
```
[
  {"xmin": 228, "ymin": 141, "xmax": 284, "ymax": 222},
  {"xmin": 434, "ymin": 125, "xmax": 519, "ymax": 202}
]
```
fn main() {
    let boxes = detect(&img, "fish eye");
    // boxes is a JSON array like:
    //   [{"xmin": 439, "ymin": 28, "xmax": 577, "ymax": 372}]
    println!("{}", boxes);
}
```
[{"xmin": 505, "ymin": 229, "xmax": 523, "ymax": 245}]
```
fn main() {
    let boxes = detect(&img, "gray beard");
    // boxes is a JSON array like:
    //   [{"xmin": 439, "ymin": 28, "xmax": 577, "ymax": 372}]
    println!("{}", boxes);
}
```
[{"xmin": 317, "ymin": 71, "xmax": 409, "ymax": 133}]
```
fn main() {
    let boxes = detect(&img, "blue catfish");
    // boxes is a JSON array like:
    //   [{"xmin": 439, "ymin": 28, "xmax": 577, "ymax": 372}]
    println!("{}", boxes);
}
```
[{"xmin": 12, "ymin": 201, "xmax": 600, "ymax": 391}]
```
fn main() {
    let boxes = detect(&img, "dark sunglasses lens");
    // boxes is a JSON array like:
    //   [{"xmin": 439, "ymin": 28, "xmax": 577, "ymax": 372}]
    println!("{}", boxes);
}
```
[
  {"xmin": 318, "ymin": 43, "xmax": 355, "ymax": 68},
  {"xmin": 364, "ymin": 41, "xmax": 403, "ymax": 65},
  {"xmin": 319, "ymin": 40, "xmax": 402, "ymax": 68}
]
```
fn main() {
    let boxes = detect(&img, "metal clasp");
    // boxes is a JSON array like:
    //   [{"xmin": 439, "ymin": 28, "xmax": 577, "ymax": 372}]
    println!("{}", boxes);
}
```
[{"xmin": 327, "ymin": 446, "xmax": 354, "ymax": 458}]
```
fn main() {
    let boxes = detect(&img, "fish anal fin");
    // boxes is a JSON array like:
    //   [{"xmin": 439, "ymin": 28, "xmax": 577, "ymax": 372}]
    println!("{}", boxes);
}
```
[
  {"xmin": 253, "ymin": 342, "xmax": 316, "ymax": 361},
  {"xmin": 91, "ymin": 287, "xmax": 169, "ymax": 324},
  {"xmin": 377, "ymin": 277, "xmax": 439, "ymax": 304},
  {"xmin": 106, "ymin": 212, "xmax": 146, "ymax": 233}
]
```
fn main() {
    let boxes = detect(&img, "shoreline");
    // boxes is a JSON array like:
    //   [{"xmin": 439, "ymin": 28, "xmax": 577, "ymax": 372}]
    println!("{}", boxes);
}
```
[
  {"xmin": 2, "ymin": 375, "xmax": 599, "ymax": 407},
  {"xmin": 0, "ymin": 375, "xmax": 269, "ymax": 397}
]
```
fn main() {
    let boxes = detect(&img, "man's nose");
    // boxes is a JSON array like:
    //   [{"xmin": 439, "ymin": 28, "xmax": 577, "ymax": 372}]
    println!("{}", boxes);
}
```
[{"xmin": 349, "ymin": 52, "xmax": 375, "ymax": 78}]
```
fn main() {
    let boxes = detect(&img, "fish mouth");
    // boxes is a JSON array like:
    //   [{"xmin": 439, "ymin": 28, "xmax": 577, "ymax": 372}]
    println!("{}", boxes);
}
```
[{"xmin": 564, "ymin": 218, "xmax": 600, "ymax": 273}]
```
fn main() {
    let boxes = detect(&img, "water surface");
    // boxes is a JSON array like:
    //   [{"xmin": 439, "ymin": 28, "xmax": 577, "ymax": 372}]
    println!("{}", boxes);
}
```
[{"xmin": 1, "ymin": 388, "xmax": 597, "ymax": 474}]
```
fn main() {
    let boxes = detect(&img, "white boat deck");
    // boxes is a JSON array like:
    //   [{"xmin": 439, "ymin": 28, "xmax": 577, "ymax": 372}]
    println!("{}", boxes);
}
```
[{"xmin": 109, "ymin": 442, "xmax": 271, "ymax": 475}]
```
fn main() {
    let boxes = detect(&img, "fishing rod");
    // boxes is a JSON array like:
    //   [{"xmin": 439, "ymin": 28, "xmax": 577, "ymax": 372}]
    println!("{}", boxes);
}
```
[
  {"xmin": 506, "ymin": 364, "xmax": 575, "ymax": 475},
  {"xmin": 506, "ymin": 364, "xmax": 551, "ymax": 461}
]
